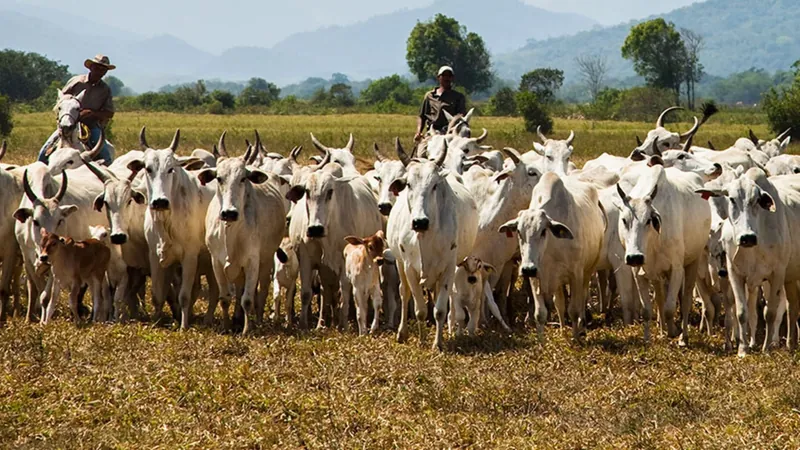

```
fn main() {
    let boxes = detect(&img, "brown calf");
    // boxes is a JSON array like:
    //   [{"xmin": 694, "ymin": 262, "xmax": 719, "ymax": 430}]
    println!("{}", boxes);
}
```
[
  {"xmin": 343, "ymin": 230, "xmax": 386, "ymax": 335},
  {"xmin": 39, "ymin": 230, "xmax": 111, "ymax": 324}
]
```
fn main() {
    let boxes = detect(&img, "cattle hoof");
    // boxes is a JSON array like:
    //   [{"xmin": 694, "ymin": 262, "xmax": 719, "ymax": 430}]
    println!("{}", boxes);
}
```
[
  {"xmin": 397, "ymin": 330, "xmax": 408, "ymax": 343},
  {"xmin": 678, "ymin": 336, "xmax": 689, "ymax": 348},
  {"xmin": 737, "ymin": 346, "xmax": 748, "ymax": 358},
  {"xmin": 432, "ymin": 340, "xmax": 444, "ymax": 352}
]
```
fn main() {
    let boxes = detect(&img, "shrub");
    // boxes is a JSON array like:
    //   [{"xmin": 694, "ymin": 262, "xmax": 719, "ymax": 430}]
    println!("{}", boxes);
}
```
[
  {"xmin": 614, "ymin": 86, "xmax": 675, "ymax": 122},
  {"xmin": 516, "ymin": 91, "xmax": 552, "ymax": 133},
  {"xmin": 762, "ymin": 80, "xmax": 800, "ymax": 139},
  {"xmin": 580, "ymin": 88, "xmax": 623, "ymax": 120},
  {"xmin": 487, "ymin": 87, "xmax": 517, "ymax": 116},
  {"xmin": 0, "ymin": 95, "xmax": 13, "ymax": 137}
]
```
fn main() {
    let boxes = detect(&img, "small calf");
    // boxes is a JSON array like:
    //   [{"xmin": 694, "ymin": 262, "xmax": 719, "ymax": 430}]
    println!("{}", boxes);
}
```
[
  {"xmin": 451, "ymin": 256, "xmax": 495, "ymax": 336},
  {"xmin": 39, "ymin": 230, "xmax": 111, "ymax": 325},
  {"xmin": 343, "ymin": 230, "xmax": 386, "ymax": 335},
  {"xmin": 272, "ymin": 237, "xmax": 299, "ymax": 325}
]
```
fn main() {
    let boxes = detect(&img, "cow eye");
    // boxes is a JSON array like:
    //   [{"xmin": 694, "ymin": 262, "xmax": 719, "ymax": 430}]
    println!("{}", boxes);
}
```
[
  {"xmin": 729, "ymin": 197, "xmax": 735, "ymax": 205},
  {"xmin": 374, "ymin": 175, "xmax": 381, "ymax": 181},
  {"xmin": 33, "ymin": 220, "xmax": 40, "ymax": 227},
  {"xmin": 241, "ymin": 178, "xmax": 246, "ymax": 183},
  {"xmin": 67, "ymin": 160, "xmax": 74, "ymax": 165},
  {"xmin": 127, "ymin": 199, "xmax": 132, "ymax": 205},
  {"xmin": 546, "ymin": 156, "xmax": 553, "ymax": 161},
  {"xmin": 528, "ymin": 169, "xmax": 538, "ymax": 176},
  {"xmin": 540, "ymin": 229, "xmax": 547, "ymax": 237},
  {"xmin": 326, "ymin": 189, "xmax": 333, "ymax": 201},
  {"xmin": 217, "ymin": 177, "xmax": 223, "ymax": 184},
  {"xmin": 622, "ymin": 218, "xmax": 628, "ymax": 228},
  {"xmin": 145, "ymin": 167, "xmax": 153, "ymax": 174},
  {"xmin": 167, "ymin": 168, "xmax": 175, "ymax": 174},
  {"xmin": 57, "ymin": 219, "xmax": 64, "ymax": 226},
  {"xmin": 645, "ymin": 218, "xmax": 651, "ymax": 226},
  {"xmin": 677, "ymin": 154, "xmax": 687, "ymax": 160},
  {"xmin": 432, "ymin": 184, "xmax": 437, "ymax": 192}
]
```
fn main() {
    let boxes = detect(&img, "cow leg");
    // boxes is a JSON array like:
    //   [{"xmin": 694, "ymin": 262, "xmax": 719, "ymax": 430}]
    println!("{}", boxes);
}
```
[
  {"xmin": 41, "ymin": 276, "xmax": 56, "ymax": 325},
  {"xmin": 432, "ymin": 271, "xmax": 454, "ymax": 351},
  {"xmin": 395, "ymin": 262, "xmax": 413, "ymax": 343},
  {"xmin": 381, "ymin": 264, "xmax": 398, "ymax": 330},
  {"xmin": 771, "ymin": 290, "xmax": 788, "ymax": 346},
  {"xmin": 728, "ymin": 267, "xmax": 750, "ymax": 357},
  {"xmin": 484, "ymin": 281, "xmax": 511, "ymax": 332},
  {"xmin": 493, "ymin": 262, "xmax": 515, "ymax": 326},
  {"xmin": 405, "ymin": 267, "xmax": 429, "ymax": 346},
  {"xmin": 632, "ymin": 273, "xmax": 653, "ymax": 342},
  {"xmin": 210, "ymin": 258, "xmax": 231, "ymax": 331},
  {"xmin": 339, "ymin": 274, "xmax": 354, "ymax": 332},
  {"xmin": 148, "ymin": 251, "xmax": 169, "ymax": 324},
  {"xmin": 240, "ymin": 258, "xmax": 260, "ymax": 335},
  {"xmin": 0, "ymin": 251, "xmax": 15, "ymax": 323},
  {"xmin": 297, "ymin": 255, "xmax": 314, "ymax": 330},
  {"xmin": 615, "ymin": 265, "xmax": 635, "ymax": 326},
  {"xmin": 466, "ymin": 293, "xmax": 481, "ymax": 337},
  {"xmin": 662, "ymin": 265, "xmax": 684, "ymax": 340},
  {"xmin": 255, "ymin": 259, "xmax": 273, "ymax": 327},
  {"xmin": 569, "ymin": 277, "xmax": 588, "ymax": 342},
  {"xmin": 747, "ymin": 285, "xmax": 760, "ymax": 350},
  {"xmin": 351, "ymin": 286, "xmax": 368, "ymax": 336},
  {"xmin": 679, "ymin": 261, "xmax": 699, "ymax": 347},
  {"xmin": 369, "ymin": 282, "xmax": 383, "ymax": 334},
  {"xmin": 785, "ymin": 281, "xmax": 800, "ymax": 351},
  {"xmin": 533, "ymin": 283, "xmax": 550, "ymax": 344},
  {"xmin": 178, "ymin": 255, "xmax": 200, "ymax": 330},
  {"xmin": 25, "ymin": 261, "xmax": 43, "ymax": 323},
  {"xmin": 523, "ymin": 276, "xmax": 536, "ymax": 328},
  {"xmin": 695, "ymin": 267, "xmax": 715, "ymax": 336},
  {"xmin": 763, "ymin": 276, "xmax": 786, "ymax": 352},
  {"xmin": 554, "ymin": 286, "xmax": 566, "ymax": 329}
]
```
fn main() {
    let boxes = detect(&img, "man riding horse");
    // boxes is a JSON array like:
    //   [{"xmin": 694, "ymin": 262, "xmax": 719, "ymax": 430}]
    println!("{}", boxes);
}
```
[{"xmin": 38, "ymin": 54, "xmax": 116, "ymax": 166}]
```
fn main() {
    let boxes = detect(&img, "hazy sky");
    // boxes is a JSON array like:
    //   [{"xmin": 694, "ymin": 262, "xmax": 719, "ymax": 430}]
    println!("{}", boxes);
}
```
[{"xmin": 7, "ymin": 0, "xmax": 700, "ymax": 53}]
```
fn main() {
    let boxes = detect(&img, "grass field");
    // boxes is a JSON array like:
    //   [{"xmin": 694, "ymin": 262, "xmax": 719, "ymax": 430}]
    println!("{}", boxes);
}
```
[{"xmin": 2, "ymin": 112, "xmax": 800, "ymax": 449}]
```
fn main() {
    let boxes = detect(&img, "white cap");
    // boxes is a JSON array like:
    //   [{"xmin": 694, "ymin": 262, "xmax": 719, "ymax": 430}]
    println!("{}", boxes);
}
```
[{"xmin": 437, "ymin": 65, "xmax": 454, "ymax": 76}]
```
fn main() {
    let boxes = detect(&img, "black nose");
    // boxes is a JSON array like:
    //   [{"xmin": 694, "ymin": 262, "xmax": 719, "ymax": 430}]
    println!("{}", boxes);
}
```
[
  {"xmin": 378, "ymin": 203, "xmax": 392, "ymax": 216},
  {"xmin": 39, "ymin": 255, "xmax": 48, "ymax": 263},
  {"xmin": 521, "ymin": 266, "xmax": 537, "ymax": 277},
  {"xmin": 739, "ymin": 234, "xmax": 757, "ymax": 247},
  {"xmin": 376, "ymin": 257, "xmax": 385, "ymax": 266},
  {"xmin": 110, "ymin": 233, "xmax": 128, "ymax": 245},
  {"xmin": 221, "ymin": 210, "xmax": 239, "ymax": 222},
  {"xmin": 626, "ymin": 254, "xmax": 645, "ymax": 266},
  {"xmin": 307, "ymin": 225, "xmax": 325, "ymax": 238},
  {"xmin": 467, "ymin": 275, "xmax": 477, "ymax": 284},
  {"xmin": 150, "ymin": 198, "xmax": 170, "ymax": 210},
  {"xmin": 412, "ymin": 218, "xmax": 429, "ymax": 231},
  {"xmin": 718, "ymin": 269, "xmax": 728, "ymax": 278}
]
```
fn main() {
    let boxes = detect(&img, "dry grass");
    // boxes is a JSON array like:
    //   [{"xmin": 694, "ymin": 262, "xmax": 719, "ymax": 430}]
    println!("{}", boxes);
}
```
[{"xmin": 2, "ymin": 112, "xmax": 800, "ymax": 449}]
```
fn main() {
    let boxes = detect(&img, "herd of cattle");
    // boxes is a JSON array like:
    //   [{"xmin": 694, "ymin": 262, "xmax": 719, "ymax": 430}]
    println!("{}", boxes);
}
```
[{"xmin": 2, "ymin": 91, "xmax": 799, "ymax": 358}]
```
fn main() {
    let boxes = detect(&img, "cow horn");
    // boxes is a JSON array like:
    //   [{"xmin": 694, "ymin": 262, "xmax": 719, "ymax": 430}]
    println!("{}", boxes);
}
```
[
  {"xmin": 651, "ymin": 137, "xmax": 661, "ymax": 156},
  {"xmin": 395, "ymin": 138, "xmax": 411, "ymax": 167},
  {"xmin": 345, "ymin": 133, "xmax": 354, "ymax": 152},
  {"xmin": 680, "ymin": 116, "xmax": 700, "ymax": 138},
  {"xmin": 254, "ymin": 130, "xmax": 263, "ymax": 154},
  {"xmin": 776, "ymin": 128, "xmax": 792, "ymax": 142},
  {"xmin": 636, "ymin": 135, "xmax": 643, "ymax": 147},
  {"xmin": 474, "ymin": 128, "xmax": 488, "ymax": 143},
  {"xmin": 84, "ymin": 129, "xmax": 105, "ymax": 160},
  {"xmin": 168, "ymin": 129, "xmax": 180, "ymax": 152},
  {"xmin": 565, "ymin": 130, "xmax": 575, "ymax": 146},
  {"xmin": 707, "ymin": 140, "xmax": 716, "ymax": 150},
  {"xmin": 536, "ymin": 125, "xmax": 547, "ymax": 143},
  {"xmin": 748, "ymin": 129, "xmax": 759, "ymax": 145},
  {"xmin": 82, "ymin": 157, "xmax": 113, "ymax": 184},
  {"xmin": 373, "ymin": 143, "xmax": 386, "ymax": 162},
  {"xmin": 435, "ymin": 139, "xmax": 448, "ymax": 168},
  {"xmin": 0, "ymin": 140, "xmax": 6, "ymax": 161},
  {"xmin": 212, "ymin": 144, "xmax": 220, "ymax": 159},
  {"xmin": 310, "ymin": 149, "xmax": 331, "ymax": 171},
  {"xmin": 139, "ymin": 126, "xmax": 150, "ymax": 150},
  {"xmin": 291, "ymin": 145, "xmax": 303, "ymax": 162},
  {"xmin": 683, "ymin": 131, "xmax": 696, "ymax": 152},
  {"xmin": 502, "ymin": 147, "xmax": 522, "ymax": 165},
  {"xmin": 22, "ymin": 169, "xmax": 41, "ymax": 205},
  {"xmin": 54, "ymin": 171, "xmax": 68, "ymax": 203},
  {"xmin": 310, "ymin": 133, "xmax": 331, "ymax": 155},
  {"xmin": 656, "ymin": 106, "xmax": 682, "ymax": 128},
  {"xmin": 217, "ymin": 131, "xmax": 229, "ymax": 157}
]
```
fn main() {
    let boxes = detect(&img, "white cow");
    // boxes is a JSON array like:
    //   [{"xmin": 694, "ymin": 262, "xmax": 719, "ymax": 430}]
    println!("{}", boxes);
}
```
[
  {"xmin": 499, "ymin": 172, "xmax": 605, "ymax": 341},
  {"xmin": 199, "ymin": 153, "xmax": 286, "ymax": 334},
  {"xmin": 426, "ymin": 130, "xmax": 491, "ymax": 174},
  {"xmin": 387, "ymin": 139, "xmax": 479, "ymax": 349},
  {"xmin": 746, "ymin": 128, "xmax": 792, "ymax": 158},
  {"xmin": 766, "ymin": 154, "xmax": 800, "ymax": 176},
  {"xmin": 634, "ymin": 104, "xmax": 715, "ymax": 156},
  {"xmin": 451, "ymin": 256, "xmax": 496, "ymax": 336},
  {"xmin": 371, "ymin": 143, "xmax": 408, "ymax": 216},
  {"xmin": 310, "ymin": 133, "xmax": 360, "ymax": 176},
  {"xmin": 0, "ymin": 154, "xmax": 24, "ymax": 321},
  {"xmin": 46, "ymin": 131, "xmax": 106, "ymax": 176},
  {"xmin": 615, "ymin": 165, "xmax": 711, "ymax": 345},
  {"xmin": 532, "ymin": 126, "xmax": 574, "ymax": 175}
]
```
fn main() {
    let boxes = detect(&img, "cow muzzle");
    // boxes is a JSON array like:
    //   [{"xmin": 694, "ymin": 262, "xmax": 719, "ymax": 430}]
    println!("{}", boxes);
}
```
[
  {"xmin": 110, "ymin": 233, "xmax": 128, "ymax": 245},
  {"xmin": 150, "ymin": 198, "xmax": 170, "ymax": 211},
  {"xmin": 625, "ymin": 253, "xmax": 645, "ymax": 267},
  {"xmin": 220, "ymin": 209, "xmax": 239, "ymax": 222},
  {"xmin": 739, "ymin": 234, "xmax": 757, "ymax": 248},
  {"xmin": 412, "ymin": 217, "xmax": 430, "ymax": 231},
  {"xmin": 378, "ymin": 203, "xmax": 392, "ymax": 216},
  {"xmin": 39, "ymin": 254, "xmax": 49, "ymax": 263},
  {"xmin": 307, "ymin": 225, "xmax": 325, "ymax": 238},
  {"xmin": 467, "ymin": 275, "xmax": 478, "ymax": 284},
  {"xmin": 520, "ymin": 266, "xmax": 537, "ymax": 277},
  {"xmin": 718, "ymin": 268, "xmax": 728, "ymax": 278}
]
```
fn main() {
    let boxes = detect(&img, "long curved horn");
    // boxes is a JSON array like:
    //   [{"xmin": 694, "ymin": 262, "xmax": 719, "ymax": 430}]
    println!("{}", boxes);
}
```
[
  {"xmin": 680, "ymin": 116, "xmax": 700, "ymax": 138},
  {"xmin": 536, "ymin": 125, "xmax": 548, "ymax": 143},
  {"xmin": 395, "ymin": 138, "xmax": 411, "ymax": 167},
  {"xmin": 54, "ymin": 171, "xmax": 68, "ymax": 203},
  {"xmin": 636, "ymin": 135, "xmax": 643, "ymax": 147},
  {"xmin": 139, "ymin": 126, "xmax": 150, "ymax": 150},
  {"xmin": 310, "ymin": 149, "xmax": 331, "ymax": 171},
  {"xmin": 212, "ymin": 144, "xmax": 220, "ymax": 159},
  {"xmin": 656, "ymin": 106, "xmax": 683, "ymax": 128},
  {"xmin": 502, "ymin": 147, "xmax": 522, "ymax": 165},
  {"xmin": 565, "ymin": 130, "xmax": 575, "ymax": 146},
  {"xmin": 435, "ymin": 139, "xmax": 448, "ymax": 168},
  {"xmin": 474, "ymin": 128, "xmax": 488, "ymax": 144},
  {"xmin": 748, "ymin": 129, "xmax": 759, "ymax": 145},
  {"xmin": 0, "ymin": 140, "xmax": 6, "ymax": 161},
  {"xmin": 82, "ymin": 157, "xmax": 113, "ymax": 183},
  {"xmin": 776, "ymin": 128, "xmax": 793, "ymax": 142},
  {"xmin": 246, "ymin": 144, "xmax": 259, "ymax": 165},
  {"xmin": 651, "ymin": 137, "xmax": 661, "ymax": 156},
  {"xmin": 254, "ymin": 130, "xmax": 263, "ymax": 154},
  {"xmin": 310, "ymin": 133, "xmax": 331, "ymax": 155},
  {"xmin": 22, "ymin": 169, "xmax": 41, "ymax": 204},
  {"xmin": 217, "ymin": 131, "xmax": 229, "ymax": 157},
  {"xmin": 373, "ymin": 143, "xmax": 386, "ymax": 162},
  {"xmin": 683, "ymin": 131, "xmax": 696, "ymax": 152},
  {"xmin": 290, "ymin": 145, "xmax": 303, "ymax": 162},
  {"xmin": 84, "ymin": 129, "xmax": 105, "ymax": 160},
  {"xmin": 168, "ymin": 129, "xmax": 180, "ymax": 152},
  {"xmin": 345, "ymin": 133, "xmax": 354, "ymax": 152}
]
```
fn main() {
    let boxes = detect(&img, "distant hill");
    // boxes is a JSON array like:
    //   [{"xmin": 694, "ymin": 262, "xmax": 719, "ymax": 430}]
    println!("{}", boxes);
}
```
[{"xmin": 495, "ymin": 0, "xmax": 800, "ymax": 82}]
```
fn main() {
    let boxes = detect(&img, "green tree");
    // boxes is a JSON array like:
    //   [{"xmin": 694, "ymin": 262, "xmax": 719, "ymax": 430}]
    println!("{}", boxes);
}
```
[
  {"xmin": 519, "ymin": 68, "xmax": 564, "ymax": 104},
  {"xmin": 516, "ymin": 91, "xmax": 552, "ymax": 133},
  {"xmin": 406, "ymin": 14, "xmax": 492, "ymax": 94},
  {"xmin": 0, "ymin": 95, "xmax": 12, "ymax": 137},
  {"xmin": 487, "ymin": 87, "xmax": 517, "ymax": 116},
  {"xmin": 238, "ymin": 77, "xmax": 281, "ymax": 106},
  {"xmin": 763, "ymin": 62, "xmax": 800, "ymax": 139},
  {"xmin": 0, "ymin": 50, "xmax": 70, "ymax": 102},
  {"xmin": 210, "ymin": 90, "xmax": 236, "ymax": 109},
  {"xmin": 621, "ymin": 18, "xmax": 688, "ymax": 103},
  {"xmin": 360, "ymin": 75, "xmax": 413, "ymax": 105},
  {"xmin": 310, "ymin": 88, "xmax": 329, "ymax": 105},
  {"xmin": 173, "ymin": 80, "xmax": 207, "ymax": 110},
  {"xmin": 328, "ymin": 83, "xmax": 355, "ymax": 107},
  {"xmin": 711, "ymin": 68, "xmax": 774, "ymax": 105}
]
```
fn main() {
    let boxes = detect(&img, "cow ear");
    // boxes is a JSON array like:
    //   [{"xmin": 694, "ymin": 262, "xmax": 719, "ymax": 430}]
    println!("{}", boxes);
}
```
[
  {"xmin": 648, "ymin": 155, "xmax": 664, "ymax": 167},
  {"xmin": 695, "ymin": 188, "xmax": 724, "ymax": 200},
  {"xmin": 438, "ymin": 169, "xmax": 450, "ymax": 178},
  {"xmin": 498, "ymin": 219, "xmax": 518, "ymax": 236},
  {"xmin": 491, "ymin": 169, "xmax": 512, "ymax": 184},
  {"xmin": 197, "ymin": 169, "xmax": 217, "ymax": 186},
  {"xmin": 389, "ymin": 177, "xmax": 407, "ymax": 195},
  {"xmin": 781, "ymin": 136, "xmax": 792, "ymax": 151},
  {"xmin": 629, "ymin": 149, "xmax": 646, "ymax": 161},
  {"xmin": 759, "ymin": 191, "xmax": 776, "ymax": 212},
  {"xmin": 131, "ymin": 190, "xmax": 146, "ymax": 205},
  {"xmin": 13, "ymin": 208, "xmax": 32, "ymax": 223},
  {"xmin": 286, "ymin": 185, "xmax": 306, "ymax": 203},
  {"xmin": 344, "ymin": 236, "xmax": 363, "ymax": 246},
  {"xmin": 278, "ymin": 175, "xmax": 292, "ymax": 186},
  {"xmin": 127, "ymin": 159, "xmax": 145, "ymax": 173},
  {"xmin": 60, "ymin": 205, "xmax": 79, "ymax": 217},
  {"xmin": 482, "ymin": 262, "xmax": 496, "ymax": 274},
  {"xmin": 182, "ymin": 160, "xmax": 206, "ymax": 171},
  {"xmin": 532, "ymin": 142, "xmax": 546, "ymax": 155},
  {"xmin": 246, "ymin": 169, "xmax": 269, "ymax": 185},
  {"xmin": 93, "ymin": 193, "xmax": 105, "ymax": 212},
  {"xmin": 651, "ymin": 210, "xmax": 662, "ymax": 233},
  {"xmin": 548, "ymin": 220, "xmax": 574, "ymax": 240}
]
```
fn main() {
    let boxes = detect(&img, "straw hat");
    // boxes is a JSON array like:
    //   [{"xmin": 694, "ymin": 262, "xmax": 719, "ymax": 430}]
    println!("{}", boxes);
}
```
[{"xmin": 84, "ymin": 54, "xmax": 116, "ymax": 70}]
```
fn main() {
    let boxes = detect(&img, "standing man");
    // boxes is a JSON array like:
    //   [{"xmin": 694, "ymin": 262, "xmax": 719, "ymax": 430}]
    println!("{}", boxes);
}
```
[
  {"xmin": 414, "ymin": 65, "xmax": 467, "ymax": 142},
  {"xmin": 38, "ymin": 54, "xmax": 116, "ymax": 165}
]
